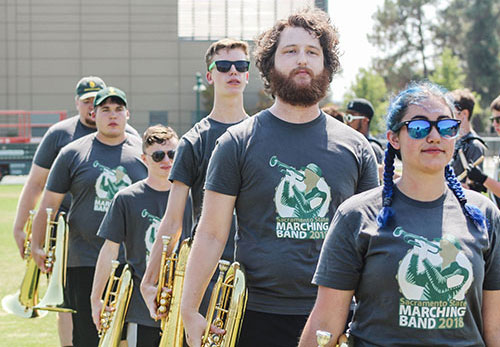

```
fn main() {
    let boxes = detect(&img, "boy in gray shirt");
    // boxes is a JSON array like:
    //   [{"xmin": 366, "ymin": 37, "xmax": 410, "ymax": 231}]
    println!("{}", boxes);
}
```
[
  {"xmin": 31, "ymin": 87, "xmax": 147, "ymax": 347},
  {"xmin": 91, "ymin": 125, "xmax": 191, "ymax": 347},
  {"xmin": 141, "ymin": 38, "xmax": 250, "ymax": 320}
]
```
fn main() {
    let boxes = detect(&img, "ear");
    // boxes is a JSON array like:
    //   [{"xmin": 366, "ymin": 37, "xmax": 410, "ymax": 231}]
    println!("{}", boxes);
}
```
[
  {"xmin": 206, "ymin": 71, "xmax": 214, "ymax": 85},
  {"xmin": 245, "ymin": 71, "xmax": 249, "ymax": 84},
  {"xmin": 126, "ymin": 110, "xmax": 130, "ymax": 120},
  {"xmin": 140, "ymin": 153, "xmax": 147, "ymax": 165},
  {"xmin": 387, "ymin": 130, "xmax": 400, "ymax": 150}
]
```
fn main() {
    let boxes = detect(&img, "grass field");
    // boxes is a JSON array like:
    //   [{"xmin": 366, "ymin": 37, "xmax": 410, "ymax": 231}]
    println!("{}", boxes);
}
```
[{"xmin": 0, "ymin": 185, "xmax": 59, "ymax": 346}]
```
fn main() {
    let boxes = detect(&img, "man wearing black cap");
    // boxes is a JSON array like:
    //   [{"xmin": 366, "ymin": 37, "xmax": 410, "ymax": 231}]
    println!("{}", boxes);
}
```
[
  {"xmin": 31, "ymin": 86, "xmax": 147, "ymax": 346},
  {"xmin": 344, "ymin": 98, "xmax": 384, "ymax": 164}
]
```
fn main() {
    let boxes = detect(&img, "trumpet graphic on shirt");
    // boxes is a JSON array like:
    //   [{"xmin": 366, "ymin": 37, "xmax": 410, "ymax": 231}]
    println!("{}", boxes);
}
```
[
  {"xmin": 93, "ymin": 161, "xmax": 131, "ymax": 200},
  {"xmin": 141, "ymin": 209, "xmax": 161, "ymax": 250}
]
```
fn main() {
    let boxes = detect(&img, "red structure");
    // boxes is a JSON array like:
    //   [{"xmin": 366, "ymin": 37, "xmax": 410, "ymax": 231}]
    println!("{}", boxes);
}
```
[{"xmin": 0, "ymin": 110, "xmax": 67, "ymax": 144}]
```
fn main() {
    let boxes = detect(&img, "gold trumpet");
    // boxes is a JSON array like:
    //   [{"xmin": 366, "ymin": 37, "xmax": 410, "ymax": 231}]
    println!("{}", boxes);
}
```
[
  {"xmin": 202, "ymin": 260, "xmax": 247, "ymax": 347},
  {"xmin": 34, "ymin": 208, "xmax": 74, "ymax": 313},
  {"xmin": 2, "ymin": 210, "xmax": 46, "ymax": 318},
  {"xmin": 158, "ymin": 236, "xmax": 192, "ymax": 347},
  {"xmin": 98, "ymin": 260, "xmax": 133, "ymax": 347}
]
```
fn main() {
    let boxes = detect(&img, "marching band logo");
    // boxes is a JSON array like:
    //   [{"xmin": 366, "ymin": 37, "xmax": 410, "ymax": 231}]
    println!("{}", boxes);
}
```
[
  {"xmin": 93, "ymin": 160, "xmax": 132, "ymax": 212},
  {"xmin": 394, "ymin": 227, "xmax": 472, "ymax": 330},
  {"xmin": 270, "ymin": 155, "xmax": 331, "ymax": 240},
  {"xmin": 142, "ymin": 209, "xmax": 162, "ymax": 262}
]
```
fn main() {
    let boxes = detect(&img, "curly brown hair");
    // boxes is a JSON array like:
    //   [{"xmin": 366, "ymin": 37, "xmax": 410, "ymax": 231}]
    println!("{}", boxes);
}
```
[
  {"xmin": 142, "ymin": 124, "xmax": 178, "ymax": 153},
  {"xmin": 253, "ymin": 7, "xmax": 340, "ymax": 92}
]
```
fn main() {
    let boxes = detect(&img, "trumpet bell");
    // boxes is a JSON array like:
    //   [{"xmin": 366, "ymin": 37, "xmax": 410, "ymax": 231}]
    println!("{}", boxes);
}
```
[
  {"xmin": 98, "ymin": 264, "xmax": 133, "ymax": 347},
  {"xmin": 35, "ymin": 212, "xmax": 75, "ymax": 313},
  {"xmin": 1, "ymin": 290, "xmax": 47, "ymax": 318}
]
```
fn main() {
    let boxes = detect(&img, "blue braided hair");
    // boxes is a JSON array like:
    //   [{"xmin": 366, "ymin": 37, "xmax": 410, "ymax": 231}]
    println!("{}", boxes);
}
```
[
  {"xmin": 377, "ymin": 143, "xmax": 396, "ymax": 227},
  {"xmin": 444, "ymin": 165, "xmax": 488, "ymax": 233},
  {"xmin": 377, "ymin": 80, "xmax": 488, "ymax": 231}
]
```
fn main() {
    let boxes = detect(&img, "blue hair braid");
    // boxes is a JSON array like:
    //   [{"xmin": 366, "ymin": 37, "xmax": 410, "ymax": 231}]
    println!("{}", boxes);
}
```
[
  {"xmin": 444, "ymin": 165, "xmax": 488, "ymax": 233},
  {"xmin": 377, "ymin": 143, "xmax": 396, "ymax": 227}
]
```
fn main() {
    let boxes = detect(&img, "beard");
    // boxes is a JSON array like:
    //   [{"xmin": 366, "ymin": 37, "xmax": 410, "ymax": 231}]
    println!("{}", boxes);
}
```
[{"xmin": 269, "ymin": 67, "xmax": 330, "ymax": 107}]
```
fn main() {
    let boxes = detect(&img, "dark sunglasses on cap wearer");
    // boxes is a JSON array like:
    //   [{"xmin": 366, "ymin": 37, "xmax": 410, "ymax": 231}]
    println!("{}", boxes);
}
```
[
  {"xmin": 208, "ymin": 60, "xmax": 250, "ymax": 73},
  {"xmin": 148, "ymin": 150, "xmax": 175, "ymax": 162},
  {"xmin": 393, "ymin": 118, "xmax": 461, "ymax": 139}
]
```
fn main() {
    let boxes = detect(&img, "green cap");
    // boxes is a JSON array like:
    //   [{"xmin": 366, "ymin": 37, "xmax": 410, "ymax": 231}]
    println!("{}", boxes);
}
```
[
  {"xmin": 75, "ymin": 76, "xmax": 106, "ymax": 100},
  {"xmin": 93, "ymin": 86, "xmax": 128, "ymax": 108}
]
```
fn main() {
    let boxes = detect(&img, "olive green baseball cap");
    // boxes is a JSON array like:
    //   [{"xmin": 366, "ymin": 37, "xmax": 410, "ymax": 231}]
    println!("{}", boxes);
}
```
[
  {"xmin": 75, "ymin": 76, "xmax": 106, "ymax": 100},
  {"xmin": 93, "ymin": 86, "xmax": 128, "ymax": 108}
]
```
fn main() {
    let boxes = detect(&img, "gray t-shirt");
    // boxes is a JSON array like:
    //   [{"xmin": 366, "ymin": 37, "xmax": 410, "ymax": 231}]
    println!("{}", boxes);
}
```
[
  {"xmin": 314, "ymin": 186, "xmax": 500, "ymax": 346},
  {"xmin": 205, "ymin": 110, "xmax": 379, "ymax": 314},
  {"xmin": 34, "ymin": 115, "xmax": 140, "ymax": 211},
  {"xmin": 46, "ymin": 133, "xmax": 147, "ymax": 267},
  {"xmin": 169, "ymin": 116, "xmax": 246, "ymax": 261},
  {"xmin": 451, "ymin": 131, "xmax": 486, "ymax": 178},
  {"xmin": 367, "ymin": 136, "xmax": 385, "ymax": 165},
  {"xmin": 97, "ymin": 180, "xmax": 192, "ymax": 327}
]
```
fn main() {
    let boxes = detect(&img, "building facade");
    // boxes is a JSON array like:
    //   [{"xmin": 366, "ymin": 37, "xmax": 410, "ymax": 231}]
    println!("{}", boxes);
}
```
[{"xmin": 1, "ymin": 0, "xmax": 326, "ymax": 135}]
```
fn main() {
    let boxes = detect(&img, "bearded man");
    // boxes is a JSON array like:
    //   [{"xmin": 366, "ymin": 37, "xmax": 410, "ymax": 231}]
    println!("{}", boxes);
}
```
[{"xmin": 180, "ymin": 8, "xmax": 379, "ymax": 347}]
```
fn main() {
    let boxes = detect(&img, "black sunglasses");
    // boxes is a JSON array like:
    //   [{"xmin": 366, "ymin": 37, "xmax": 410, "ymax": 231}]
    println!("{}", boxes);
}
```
[
  {"xmin": 208, "ymin": 60, "xmax": 250, "ymax": 73},
  {"xmin": 148, "ymin": 150, "xmax": 175, "ymax": 162},
  {"xmin": 490, "ymin": 116, "xmax": 500, "ymax": 123},
  {"xmin": 393, "ymin": 118, "xmax": 461, "ymax": 139}
]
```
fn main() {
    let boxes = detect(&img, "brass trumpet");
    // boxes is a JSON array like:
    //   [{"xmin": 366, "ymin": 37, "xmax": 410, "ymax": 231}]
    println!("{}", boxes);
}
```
[
  {"xmin": 158, "ymin": 236, "xmax": 192, "ymax": 347},
  {"xmin": 98, "ymin": 260, "xmax": 133, "ymax": 347},
  {"xmin": 202, "ymin": 260, "xmax": 247, "ymax": 347},
  {"xmin": 35, "ymin": 208, "xmax": 74, "ymax": 313},
  {"xmin": 1, "ymin": 210, "xmax": 46, "ymax": 318},
  {"xmin": 393, "ymin": 227, "xmax": 441, "ymax": 254}
]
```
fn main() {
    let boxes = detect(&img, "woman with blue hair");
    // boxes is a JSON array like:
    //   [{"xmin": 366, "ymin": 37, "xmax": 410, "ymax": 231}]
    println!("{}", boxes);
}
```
[{"xmin": 299, "ymin": 81, "xmax": 500, "ymax": 346}]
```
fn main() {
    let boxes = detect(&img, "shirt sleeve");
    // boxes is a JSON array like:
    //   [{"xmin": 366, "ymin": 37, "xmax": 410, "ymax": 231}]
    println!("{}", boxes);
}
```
[
  {"xmin": 169, "ymin": 137, "xmax": 198, "ymax": 187},
  {"xmin": 33, "ymin": 129, "xmax": 60, "ymax": 169},
  {"xmin": 313, "ymin": 207, "xmax": 366, "ymax": 290},
  {"xmin": 45, "ymin": 150, "xmax": 72, "ymax": 194},
  {"xmin": 204, "ymin": 131, "xmax": 241, "ymax": 196},
  {"xmin": 483, "ymin": 208, "xmax": 500, "ymax": 290},
  {"xmin": 97, "ymin": 194, "xmax": 127, "ymax": 244}
]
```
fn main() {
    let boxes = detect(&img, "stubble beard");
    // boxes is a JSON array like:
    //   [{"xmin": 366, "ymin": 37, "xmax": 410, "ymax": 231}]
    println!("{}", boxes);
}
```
[{"xmin": 269, "ymin": 67, "xmax": 330, "ymax": 107}]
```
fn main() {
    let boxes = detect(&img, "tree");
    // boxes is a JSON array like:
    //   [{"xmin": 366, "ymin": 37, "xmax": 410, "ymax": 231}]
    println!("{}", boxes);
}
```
[
  {"xmin": 343, "ymin": 68, "xmax": 389, "ymax": 135},
  {"xmin": 429, "ymin": 48, "xmax": 466, "ymax": 91},
  {"xmin": 464, "ymin": 0, "xmax": 500, "ymax": 108},
  {"xmin": 369, "ymin": 0, "xmax": 438, "ymax": 88}
]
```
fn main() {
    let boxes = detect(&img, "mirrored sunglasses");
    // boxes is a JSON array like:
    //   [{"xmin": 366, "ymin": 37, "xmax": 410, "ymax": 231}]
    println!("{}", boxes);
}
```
[
  {"xmin": 208, "ymin": 60, "xmax": 250, "ymax": 73},
  {"xmin": 393, "ymin": 118, "xmax": 461, "ymax": 139},
  {"xmin": 343, "ymin": 114, "xmax": 366, "ymax": 123},
  {"xmin": 149, "ymin": 150, "xmax": 175, "ymax": 162}
]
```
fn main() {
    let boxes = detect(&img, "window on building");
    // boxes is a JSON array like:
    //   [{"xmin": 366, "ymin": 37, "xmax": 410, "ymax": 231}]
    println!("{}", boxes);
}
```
[{"xmin": 178, "ymin": 0, "xmax": 319, "ymax": 41}]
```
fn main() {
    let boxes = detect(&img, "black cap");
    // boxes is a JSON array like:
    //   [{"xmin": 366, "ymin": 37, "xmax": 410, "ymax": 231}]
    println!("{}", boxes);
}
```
[{"xmin": 346, "ymin": 98, "xmax": 375, "ymax": 119}]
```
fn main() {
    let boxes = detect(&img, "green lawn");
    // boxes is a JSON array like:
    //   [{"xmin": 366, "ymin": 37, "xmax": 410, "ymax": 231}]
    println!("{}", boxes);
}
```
[{"xmin": 0, "ymin": 185, "xmax": 59, "ymax": 346}]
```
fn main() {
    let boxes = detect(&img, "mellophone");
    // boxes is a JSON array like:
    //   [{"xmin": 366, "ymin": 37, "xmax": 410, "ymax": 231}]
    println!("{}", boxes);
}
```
[{"xmin": 2, "ymin": 208, "xmax": 74, "ymax": 318}]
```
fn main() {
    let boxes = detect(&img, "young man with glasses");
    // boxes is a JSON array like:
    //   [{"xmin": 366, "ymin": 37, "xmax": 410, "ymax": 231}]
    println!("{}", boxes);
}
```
[
  {"xmin": 344, "ymin": 98, "xmax": 384, "ymax": 164},
  {"xmin": 141, "ymin": 38, "xmax": 250, "ymax": 319},
  {"xmin": 180, "ymin": 9, "xmax": 379, "ymax": 347},
  {"xmin": 31, "ymin": 87, "xmax": 147, "ymax": 347},
  {"xmin": 448, "ymin": 89, "xmax": 487, "ymax": 192},
  {"xmin": 90, "ymin": 125, "xmax": 192, "ymax": 347}
]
